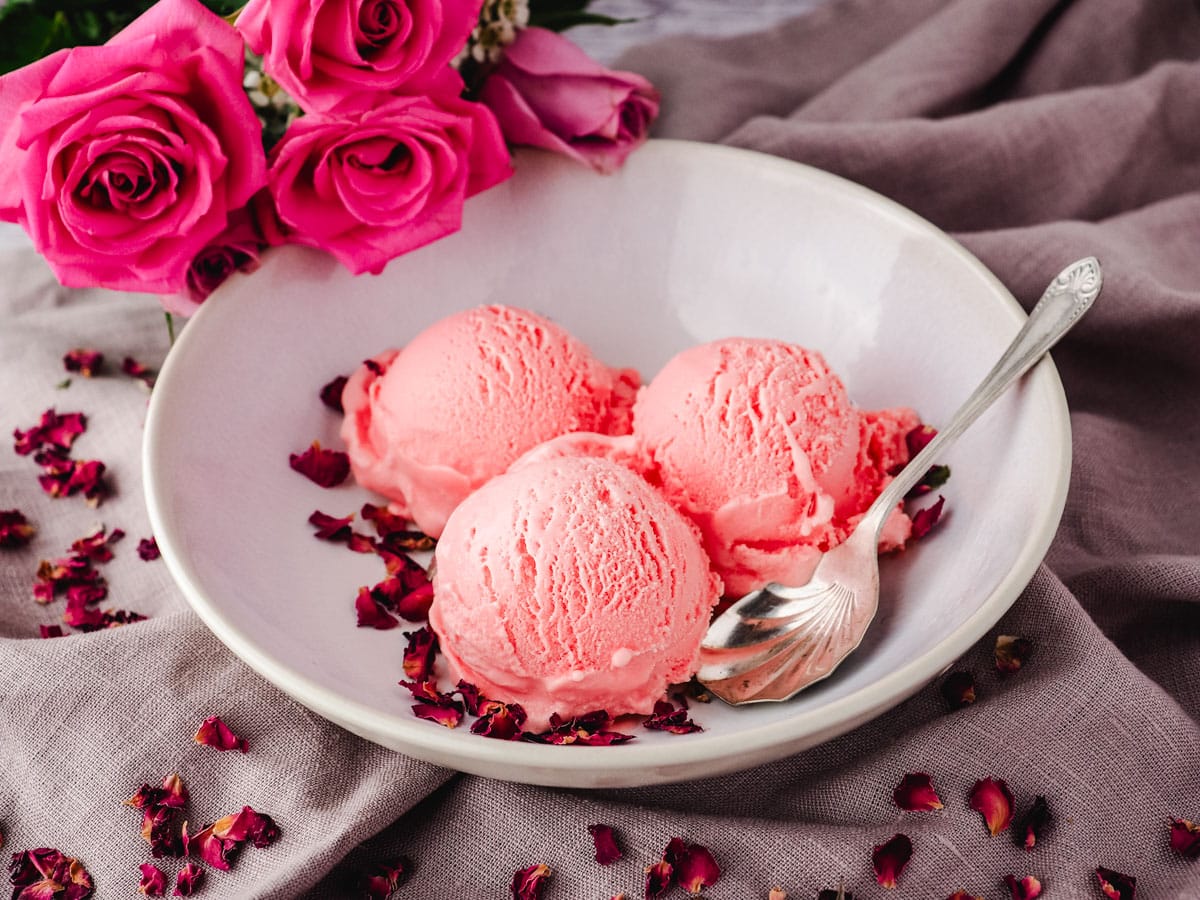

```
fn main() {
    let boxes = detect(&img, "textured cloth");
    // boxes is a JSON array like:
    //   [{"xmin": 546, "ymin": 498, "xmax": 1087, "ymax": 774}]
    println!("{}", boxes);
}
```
[{"xmin": 2, "ymin": 0, "xmax": 1200, "ymax": 898}]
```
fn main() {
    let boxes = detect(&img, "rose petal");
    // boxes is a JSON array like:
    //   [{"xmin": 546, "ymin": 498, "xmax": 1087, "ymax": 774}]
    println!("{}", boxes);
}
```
[
  {"xmin": 470, "ymin": 702, "xmax": 527, "ymax": 740},
  {"xmin": 412, "ymin": 703, "xmax": 463, "ymax": 727},
  {"xmin": 872, "ymin": 833, "xmax": 913, "ymax": 889},
  {"xmin": 644, "ymin": 860, "xmax": 674, "ymax": 898},
  {"xmin": 969, "ymin": 778, "xmax": 1014, "ymax": 836},
  {"xmin": 643, "ymin": 699, "xmax": 702, "ymax": 735},
  {"xmin": 289, "ymin": 441, "xmax": 351, "ymax": 487},
  {"xmin": 210, "ymin": 806, "xmax": 280, "ymax": 848},
  {"xmin": 994, "ymin": 635, "xmax": 1033, "ymax": 675},
  {"xmin": 185, "ymin": 822, "xmax": 239, "ymax": 872},
  {"xmin": 910, "ymin": 495, "xmax": 945, "ymax": 539},
  {"xmin": 1095, "ymin": 868, "xmax": 1136, "ymax": 900},
  {"xmin": 940, "ymin": 671, "xmax": 977, "ymax": 709},
  {"xmin": 319, "ymin": 375, "xmax": 349, "ymax": 413},
  {"xmin": 70, "ymin": 526, "xmax": 124, "ymax": 562},
  {"xmin": 905, "ymin": 425, "xmax": 938, "ymax": 458},
  {"xmin": 402, "ymin": 627, "xmax": 438, "ymax": 680},
  {"xmin": 894, "ymin": 772, "xmax": 944, "ymax": 811},
  {"xmin": 1015, "ymin": 796, "xmax": 1051, "ymax": 850},
  {"xmin": 356, "ymin": 585, "xmax": 400, "ymax": 630},
  {"xmin": 0, "ymin": 509, "xmax": 37, "ymax": 548},
  {"xmin": 523, "ymin": 711, "xmax": 635, "ymax": 745},
  {"xmin": 137, "ymin": 537, "xmax": 161, "ymax": 560},
  {"xmin": 676, "ymin": 843, "xmax": 720, "ymax": 895},
  {"xmin": 588, "ymin": 824, "xmax": 622, "ymax": 866},
  {"xmin": 194, "ymin": 715, "xmax": 249, "ymax": 752},
  {"xmin": 353, "ymin": 858, "xmax": 408, "ymax": 898},
  {"xmin": 172, "ymin": 862, "xmax": 203, "ymax": 896},
  {"xmin": 309, "ymin": 510, "xmax": 355, "ymax": 542},
  {"xmin": 142, "ymin": 807, "xmax": 184, "ymax": 858},
  {"xmin": 138, "ymin": 862, "xmax": 168, "ymax": 896},
  {"xmin": 510, "ymin": 863, "xmax": 551, "ymax": 900},
  {"xmin": 121, "ymin": 356, "xmax": 156, "ymax": 389},
  {"xmin": 13, "ymin": 409, "xmax": 87, "ymax": 456},
  {"xmin": 1003, "ymin": 874, "xmax": 1043, "ymax": 900},
  {"xmin": 35, "ymin": 454, "xmax": 108, "ymax": 505},
  {"xmin": 1169, "ymin": 818, "xmax": 1200, "ymax": 857},
  {"xmin": 39, "ymin": 625, "xmax": 65, "ymax": 638},
  {"xmin": 63, "ymin": 349, "xmax": 104, "ymax": 378}
]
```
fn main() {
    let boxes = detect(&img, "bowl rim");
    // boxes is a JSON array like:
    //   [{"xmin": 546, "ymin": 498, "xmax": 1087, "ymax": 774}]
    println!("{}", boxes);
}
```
[{"xmin": 143, "ymin": 138, "xmax": 1072, "ymax": 782}]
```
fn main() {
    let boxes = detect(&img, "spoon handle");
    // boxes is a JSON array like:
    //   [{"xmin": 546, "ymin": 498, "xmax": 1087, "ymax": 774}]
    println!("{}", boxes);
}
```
[{"xmin": 864, "ymin": 257, "xmax": 1102, "ymax": 535}]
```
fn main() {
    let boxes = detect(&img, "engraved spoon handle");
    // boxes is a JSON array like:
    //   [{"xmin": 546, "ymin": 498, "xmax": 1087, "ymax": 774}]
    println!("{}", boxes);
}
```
[{"xmin": 862, "ymin": 257, "xmax": 1102, "ymax": 536}]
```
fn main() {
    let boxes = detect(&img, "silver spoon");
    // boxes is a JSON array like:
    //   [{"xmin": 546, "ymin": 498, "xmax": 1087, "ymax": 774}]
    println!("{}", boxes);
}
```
[{"xmin": 697, "ymin": 257, "xmax": 1102, "ymax": 705}]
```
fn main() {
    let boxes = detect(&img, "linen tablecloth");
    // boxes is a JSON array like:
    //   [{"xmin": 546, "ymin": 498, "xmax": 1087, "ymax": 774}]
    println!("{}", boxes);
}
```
[{"xmin": 2, "ymin": 0, "xmax": 1199, "ymax": 897}]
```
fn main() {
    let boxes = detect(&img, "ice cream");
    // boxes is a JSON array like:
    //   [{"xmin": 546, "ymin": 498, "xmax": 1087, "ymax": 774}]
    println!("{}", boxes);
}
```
[
  {"xmin": 428, "ymin": 455, "xmax": 722, "ymax": 730},
  {"xmin": 633, "ymin": 338, "xmax": 920, "ymax": 597},
  {"xmin": 339, "ymin": 305, "xmax": 638, "ymax": 538}
]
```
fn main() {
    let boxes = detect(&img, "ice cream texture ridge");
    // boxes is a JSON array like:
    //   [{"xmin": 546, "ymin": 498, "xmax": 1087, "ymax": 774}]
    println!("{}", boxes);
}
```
[{"xmin": 338, "ymin": 307, "xmax": 926, "ymax": 725}]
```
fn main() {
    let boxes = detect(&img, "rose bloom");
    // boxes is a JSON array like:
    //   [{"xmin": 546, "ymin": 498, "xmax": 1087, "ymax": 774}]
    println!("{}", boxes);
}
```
[
  {"xmin": 162, "ymin": 205, "xmax": 268, "ymax": 316},
  {"xmin": 237, "ymin": 0, "xmax": 483, "ymax": 112},
  {"xmin": 264, "ymin": 71, "xmax": 512, "ymax": 275},
  {"xmin": 479, "ymin": 26, "xmax": 659, "ymax": 174},
  {"xmin": 0, "ymin": 0, "xmax": 266, "ymax": 295}
]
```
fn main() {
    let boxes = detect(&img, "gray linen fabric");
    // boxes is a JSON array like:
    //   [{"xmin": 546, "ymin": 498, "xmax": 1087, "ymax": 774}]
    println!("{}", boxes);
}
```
[{"xmin": 2, "ymin": 0, "xmax": 1200, "ymax": 897}]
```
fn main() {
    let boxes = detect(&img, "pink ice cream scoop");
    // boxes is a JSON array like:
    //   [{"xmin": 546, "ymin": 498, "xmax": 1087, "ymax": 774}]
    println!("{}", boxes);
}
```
[
  {"xmin": 634, "ymin": 338, "xmax": 920, "ymax": 597},
  {"xmin": 339, "ymin": 305, "xmax": 638, "ymax": 538},
  {"xmin": 428, "ymin": 455, "xmax": 722, "ymax": 730}
]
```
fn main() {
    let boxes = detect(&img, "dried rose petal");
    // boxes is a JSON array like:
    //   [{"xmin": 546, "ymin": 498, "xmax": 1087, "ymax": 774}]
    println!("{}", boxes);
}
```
[
  {"xmin": 309, "ymin": 510, "xmax": 355, "ymax": 542},
  {"xmin": 872, "ymin": 833, "xmax": 913, "ymax": 889},
  {"xmin": 1169, "ymin": 818, "xmax": 1200, "ymax": 857},
  {"xmin": 412, "ymin": 702, "xmax": 463, "ymax": 728},
  {"xmin": 644, "ymin": 860, "xmax": 674, "ymax": 898},
  {"xmin": 1095, "ymin": 868, "xmax": 1136, "ymax": 900},
  {"xmin": 1003, "ymin": 874, "xmax": 1042, "ymax": 900},
  {"xmin": 9, "ymin": 848, "xmax": 94, "ymax": 900},
  {"xmin": 39, "ymin": 624, "xmax": 65, "ymax": 638},
  {"xmin": 402, "ymin": 627, "xmax": 438, "ymax": 681},
  {"xmin": 910, "ymin": 495, "xmax": 945, "ymax": 539},
  {"xmin": 139, "ymin": 862, "xmax": 168, "ymax": 896},
  {"xmin": 138, "ymin": 538, "xmax": 161, "ymax": 561},
  {"xmin": 353, "ymin": 859, "xmax": 407, "ymax": 898},
  {"xmin": 0, "ymin": 510, "xmax": 36, "ymax": 548},
  {"xmin": 63, "ymin": 600, "xmax": 106, "ymax": 630},
  {"xmin": 523, "ymin": 711, "xmax": 635, "ymax": 745},
  {"xmin": 471, "ymin": 702, "xmax": 527, "ymax": 740},
  {"xmin": 194, "ymin": 715, "xmax": 249, "ymax": 753},
  {"xmin": 289, "ymin": 442, "xmax": 350, "ymax": 487},
  {"xmin": 969, "ymin": 778, "xmax": 1014, "ymax": 836},
  {"xmin": 173, "ymin": 862, "xmax": 203, "ymax": 896},
  {"xmin": 142, "ymin": 807, "xmax": 184, "ymax": 858},
  {"xmin": 63, "ymin": 349, "xmax": 104, "ymax": 378},
  {"xmin": 122, "ymin": 356, "xmax": 156, "ymax": 389},
  {"xmin": 320, "ymin": 375, "xmax": 349, "ymax": 413},
  {"xmin": 159, "ymin": 774, "xmax": 188, "ymax": 809},
  {"xmin": 995, "ymin": 635, "xmax": 1033, "ymax": 675},
  {"xmin": 74, "ymin": 608, "xmax": 146, "ymax": 631},
  {"xmin": 906, "ymin": 424, "xmax": 938, "ymax": 458},
  {"xmin": 356, "ymin": 586, "xmax": 400, "ymax": 630},
  {"xmin": 643, "ymin": 699, "xmax": 702, "ymax": 735},
  {"xmin": 676, "ymin": 843, "xmax": 720, "ymax": 895},
  {"xmin": 588, "ymin": 824, "xmax": 622, "ymax": 865},
  {"xmin": 13, "ymin": 409, "xmax": 87, "ymax": 456},
  {"xmin": 206, "ymin": 806, "xmax": 280, "ymax": 849},
  {"xmin": 510, "ymin": 863, "xmax": 552, "ymax": 900},
  {"xmin": 379, "ymin": 530, "xmax": 437, "ymax": 553},
  {"xmin": 185, "ymin": 822, "xmax": 239, "ymax": 871},
  {"xmin": 69, "ymin": 526, "xmax": 124, "ymax": 562},
  {"xmin": 395, "ymin": 582, "xmax": 434, "ymax": 621},
  {"xmin": 1015, "ymin": 796, "xmax": 1051, "ymax": 850},
  {"xmin": 906, "ymin": 464, "xmax": 951, "ymax": 499},
  {"xmin": 893, "ymin": 772, "xmax": 943, "ymax": 811},
  {"xmin": 36, "ymin": 454, "xmax": 107, "ymax": 505},
  {"xmin": 940, "ymin": 671, "xmax": 977, "ymax": 709}
]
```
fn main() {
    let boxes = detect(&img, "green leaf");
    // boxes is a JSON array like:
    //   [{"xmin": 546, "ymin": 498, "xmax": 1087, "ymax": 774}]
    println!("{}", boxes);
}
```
[
  {"xmin": 0, "ymin": 5, "xmax": 73, "ymax": 74},
  {"xmin": 527, "ymin": 10, "xmax": 634, "ymax": 31},
  {"xmin": 529, "ymin": 0, "xmax": 591, "ymax": 13}
]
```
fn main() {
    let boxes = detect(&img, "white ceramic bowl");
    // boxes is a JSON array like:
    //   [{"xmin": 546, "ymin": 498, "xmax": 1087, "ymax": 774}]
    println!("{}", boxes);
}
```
[{"xmin": 144, "ymin": 140, "xmax": 1071, "ymax": 788}]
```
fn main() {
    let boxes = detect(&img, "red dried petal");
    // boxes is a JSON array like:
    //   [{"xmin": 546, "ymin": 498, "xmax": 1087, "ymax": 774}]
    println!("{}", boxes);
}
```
[
  {"xmin": 906, "ymin": 464, "xmax": 952, "ymax": 499},
  {"xmin": 36, "ymin": 455, "xmax": 108, "ymax": 505},
  {"xmin": 159, "ymin": 774, "xmax": 188, "ymax": 809},
  {"xmin": 142, "ymin": 807, "xmax": 184, "ymax": 858},
  {"xmin": 320, "ymin": 375, "xmax": 349, "ymax": 413},
  {"xmin": 309, "ymin": 510, "xmax": 355, "ymax": 541},
  {"xmin": 209, "ymin": 806, "xmax": 280, "ymax": 848},
  {"xmin": 969, "ymin": 778, "xmax": 1014, "ymax": 836},
  {"xmin": 354, "ymin": 859, "xmax": 408, "ymax": 898},
  {"xmin": 63, "ymin": 349, "xmax": 104, "ymax": 378},
  {"xmin": 0, "ymin": 509, "xmax": 36, "ymax": 548},
  {"xmin": 1095, "ymin": 868, "xmax": 1136, "ymax": 900},
  {"xmin": 940, "ymin": 671, "xmax": 977, "ymax": 709},
  {"xmin": 402, "ymin": 627, "xmax": 438, "ymax": 680},
  {"xmin": 39, "ymin": 625, "xmax": 65, "ymax": 638},
  {"xmin": 13, "ymin": 409, "xmax": 87, "ymax": 456},
  {"xmin": 138, "ymin": 862, "xmax": 168, "ymax": 896},
  {"xmin": 185, "ymin": 823, "xmax": 239, "ymax": 872},
  {"xmin": 1015, "ymin": 796, "xmax": 1051, "ymax": 850},
  {"xmin": 872, "ymin": 833, "xmax": 913, "ymax": 889},
  {"xmin": 290, "ymin": 442, "xmax": 350, "ymax": 488},
  {"xmin": 121, "ymin": 356, "xmax": 156, "ymax": 389},
  {"xmin": 523, "ymin": 711, "xmax": 635, "ymax": 745},
  {"xmin": 138, "ymin": 538, "xmax": 161, "ymax": 561},
  {"xmin": 194, "ymin": 715, "xmax": 249, "ymax": 753},
  {"xmin": 395, "ymin": 582, "xmax": 434, "ymax": 621},
  {"xmin": 399, "ymin": 679, "xmax": 443, "ymax": 704},
  {"xmin": 70, "ymin": 526, "xmax": 124, "ymax": 562},
  {"xmin": 62, "ymin": 602, "xmax": 106, "ymax": 630},
  {"xmin": 994, "ymin": 635, "xmax": 1033, "ymax": 675},
  {"xmin": 910, "ymin": 494, "xmax": 945, "ymax": 539},
  {"xmin": 456, "ymin": 681, "xmax": 484, "ymax": 715},
  {"xmin": 379, "ymin": 530, "xmax": 437, "ymax": 553},
  {"xmin": 347, "ymin": 531, "xmax": 377, "ymax": 553},
  {"xmin": 588, "ymin": 824, "xmax": 622, "ymax": 865},
  {"xmin": 905, "ymin": 424, "xmax": 938, "ymax": 458},
  {"xmin": 470, "ymin": 702, "xmax": 527, "ymax": 740},
  {"xmin": 412, "ymin": 702, "xmax": 463, "ymax": 728},
  {"xmin": 1002, "ymin": 874, "xmax": 1042, "ymax": 900},
  {"xmin": 356, "ymin": 586, "xmax": 400, "ymax": 630},
  {"xmin": 1169, "ymin": 818, "xmax": 1200, "ymax": 857},
  {"xmin": 643, "ymin": 699, "xmax": 703, "ymax": 735},
  {"xmin": 676, "ymin": 843, "xmax": 720, "ymax": 895},
  {"xmin": 644, "ymin": 860, "xmax": 674, "ymax": 898},
  {"xmin": 172, "ymin": 862, "xmax": 203, "ymax": 896},
  {"xmin": 510, "ymin": 863, "xmax": 551, "ymax": 900},
  {"xmin": 893, "ymin": 772, "xmax": 943, "ymax": 811}
]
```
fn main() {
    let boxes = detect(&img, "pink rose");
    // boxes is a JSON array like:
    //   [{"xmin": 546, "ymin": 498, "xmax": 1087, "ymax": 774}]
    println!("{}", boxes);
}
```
[
  {"xmin": 237, "ymin": 0, "xmax": 482, "ymax": 112},
  {"xmin": 478, "ymin": 27, "xmax": 660, "ymax": 174},
  {"xmin": 265, "ymin": 71, "xmax": 512, "ymax": 275},
  {"xmin": 163, "ymin": 205, "xmax": 268, "ymax": 316},
  {"xmin": 0, "ymin": 0, "xmax": 266, "ymax": 294}
]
